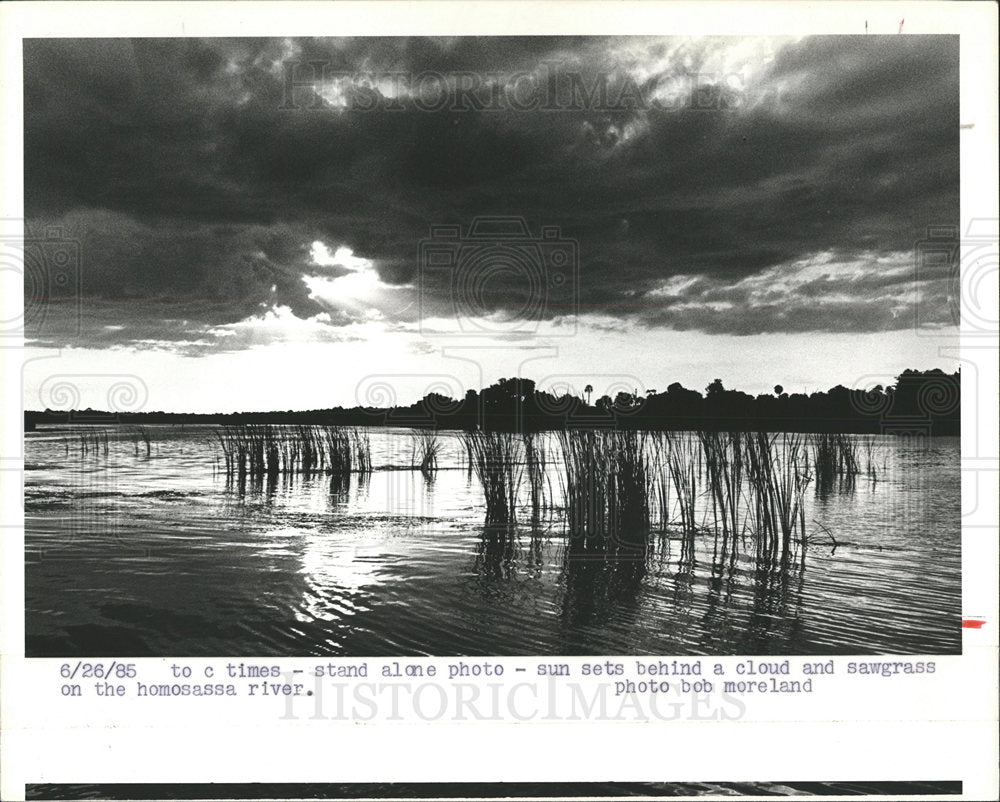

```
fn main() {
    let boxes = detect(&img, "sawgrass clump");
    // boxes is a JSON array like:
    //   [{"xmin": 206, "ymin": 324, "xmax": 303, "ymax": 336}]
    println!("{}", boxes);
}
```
[{"xmin": 216, "ymin": 425, "xmax": 371, "ymax": 480}]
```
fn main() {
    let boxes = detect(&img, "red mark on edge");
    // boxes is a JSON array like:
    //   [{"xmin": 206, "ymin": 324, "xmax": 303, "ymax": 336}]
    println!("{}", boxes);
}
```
[{"xmin": 962, "ymin": 618, "xmax": 986, "ymax": 629}]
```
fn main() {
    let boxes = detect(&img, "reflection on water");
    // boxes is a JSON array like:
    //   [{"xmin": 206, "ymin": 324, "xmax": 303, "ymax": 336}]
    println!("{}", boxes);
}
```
[{"xmin": 25, "ymin": 426, "xmax": 960, "ymax": 656}]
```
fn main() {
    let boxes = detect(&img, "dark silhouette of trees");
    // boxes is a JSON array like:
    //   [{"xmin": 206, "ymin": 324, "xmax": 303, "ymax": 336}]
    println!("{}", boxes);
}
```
[{"xmin": 25, "ymin": 369, "xmax": 960, "ymax": 436}]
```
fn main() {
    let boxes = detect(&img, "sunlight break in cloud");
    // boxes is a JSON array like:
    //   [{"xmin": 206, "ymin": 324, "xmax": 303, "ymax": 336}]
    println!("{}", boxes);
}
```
[{"xmin": 304, "ymin": 241, "xmax": 410, "ymax": 322}]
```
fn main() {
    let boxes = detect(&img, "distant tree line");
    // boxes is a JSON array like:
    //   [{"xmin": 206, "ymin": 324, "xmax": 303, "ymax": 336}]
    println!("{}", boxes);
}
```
[{"xmin": 25, "ymin": 368, "xmax": 960, "ymax": 436}]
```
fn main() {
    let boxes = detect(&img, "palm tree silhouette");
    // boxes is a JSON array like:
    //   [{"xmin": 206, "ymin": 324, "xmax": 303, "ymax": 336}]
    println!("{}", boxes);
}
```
[{"xmin": 584, "ymin": 384, "xmax": 593, "ymax": 406}]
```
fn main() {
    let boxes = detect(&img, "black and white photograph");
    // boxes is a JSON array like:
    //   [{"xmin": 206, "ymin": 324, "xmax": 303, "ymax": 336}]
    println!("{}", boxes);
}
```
[
  {"xmin": 19, "ymin": 31, "xmax": 969, "ymax": 661},
  {"xmin": 3, "ymin": 2, "xmax": 999, "ymax": 800}
]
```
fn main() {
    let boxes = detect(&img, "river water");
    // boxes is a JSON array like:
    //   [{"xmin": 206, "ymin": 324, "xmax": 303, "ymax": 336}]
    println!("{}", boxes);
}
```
[{"xmin": 24, "ymin": 426, "xmax": 960, "ymax": 656}]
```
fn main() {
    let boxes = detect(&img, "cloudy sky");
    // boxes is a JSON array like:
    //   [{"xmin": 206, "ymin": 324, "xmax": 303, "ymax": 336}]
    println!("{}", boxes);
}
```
[{"xmin": 23, "ymin": 36, "xmax": 960, "ymax": 413}]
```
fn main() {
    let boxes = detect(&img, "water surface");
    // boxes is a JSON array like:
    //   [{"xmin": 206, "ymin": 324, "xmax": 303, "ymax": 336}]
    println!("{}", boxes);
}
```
[{"xmin": 25, "ymin": 426, "xmax": 961, "ymax": 656}]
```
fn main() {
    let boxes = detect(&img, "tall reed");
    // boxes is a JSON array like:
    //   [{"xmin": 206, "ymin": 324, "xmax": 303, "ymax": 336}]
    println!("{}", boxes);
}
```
[
  {"xmin": 463, "ymin": 431, "xmax": 523, "ymax": 529},
  {"xmin": 127, "ymin": 425, "xmax": 152, "ymax": 457},
  {"xmin": 412, "ymin": 430, "xmax": 442, "ymax": 476},
  {"xmin": 521, "ymin": 432, "xmax": 551, "ymax": 525},
  {"xmin": 612, "ymin": 429, "xmax": 651, "ymax": 545},
  {"xmin": 743, "ymin": 432, "xmax": 812, "ymax": 563},
  {"xmin": 812, "ymin": 433, "xmax": 860, "ymax": 488},
  {"xmin": 76, "ymin": 429, "xmax": 110, "ymax": 457},
  {"xmin": 649, "ymin": 431, "xmax": 700, "ymax": 543},
  {"xmin": 557, "ymin": 429, "xmax": 650, "ymax": 549},
  {"xmin": 216, "ymin": 425, "xmax": 371, "ymax": 480},
  {"xmin": 698, "ymin": 430, "xmax": 746, "ymax": 551},
  {"xmin": 859, "ymin": 434, "xmax": 884, "ymax": 481}
]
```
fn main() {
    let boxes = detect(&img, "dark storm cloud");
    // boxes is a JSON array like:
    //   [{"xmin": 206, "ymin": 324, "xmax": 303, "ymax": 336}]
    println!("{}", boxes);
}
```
[{"xmin": 23, "ymin": 35, "xmax": 959, "ymax": 348}]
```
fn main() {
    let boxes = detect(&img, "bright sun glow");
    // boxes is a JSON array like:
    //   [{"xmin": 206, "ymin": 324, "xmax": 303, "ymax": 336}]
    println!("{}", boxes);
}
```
[
  {"xmin": 305, "ymin": 240, "xmax": 406, "ymax": 318},
  {"xmin": 310, "ymin": 241, "xmax": 371, "ymax": 272}
]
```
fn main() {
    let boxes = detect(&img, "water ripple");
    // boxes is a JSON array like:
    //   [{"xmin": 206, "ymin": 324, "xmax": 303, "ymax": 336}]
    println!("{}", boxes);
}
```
[{"xmin": 25, "ymin": 426, "xmax": 960, "ymax": 657}]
